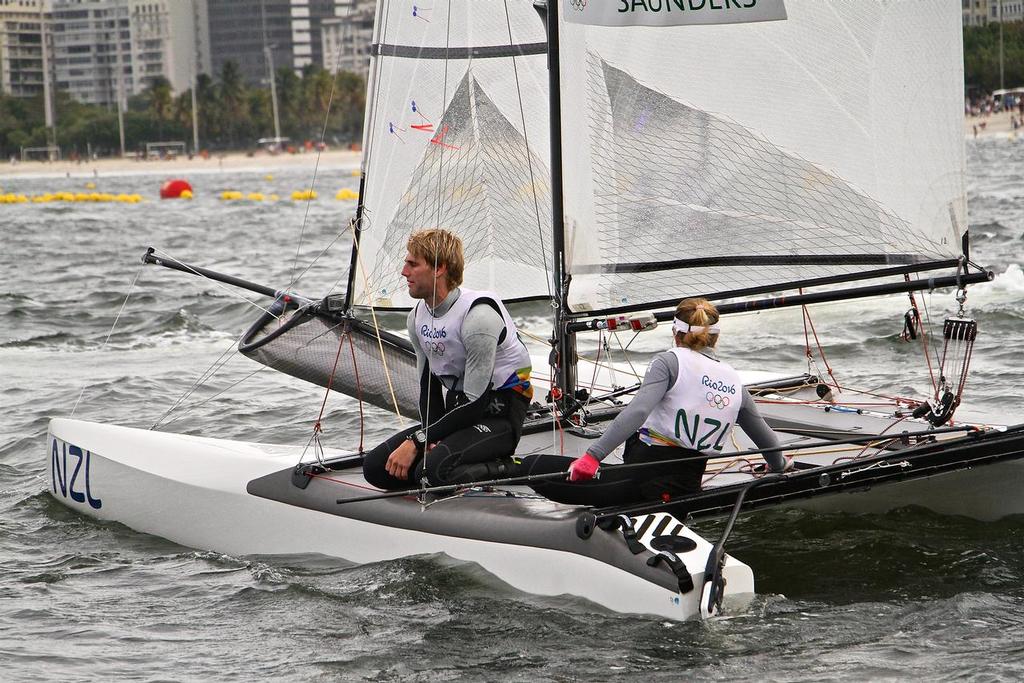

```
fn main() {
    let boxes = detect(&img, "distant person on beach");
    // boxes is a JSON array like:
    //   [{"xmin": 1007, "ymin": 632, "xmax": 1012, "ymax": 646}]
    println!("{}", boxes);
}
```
[
  {"xmin": 526, "ymin": 298, "xmax": 787, "ymax": 507},
  {"xmin": 361, "ymin": 228, "xmax": 533, "ymax": 491}
]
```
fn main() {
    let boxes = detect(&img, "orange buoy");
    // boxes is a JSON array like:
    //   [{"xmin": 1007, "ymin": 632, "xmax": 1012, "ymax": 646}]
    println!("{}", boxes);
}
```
[{"xmin": 160, "ymin": 179, "xmax": 193, "ymax": 199}]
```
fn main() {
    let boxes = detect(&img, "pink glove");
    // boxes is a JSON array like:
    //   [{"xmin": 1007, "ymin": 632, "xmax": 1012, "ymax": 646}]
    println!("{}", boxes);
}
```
[{"xmin": 569, "ymin": 453, "xmax": 600, "ymax": 482}]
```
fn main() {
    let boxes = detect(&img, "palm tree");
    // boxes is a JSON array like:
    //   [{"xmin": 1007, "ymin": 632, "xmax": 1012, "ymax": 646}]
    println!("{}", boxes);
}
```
[
  {"xmin": 218, "ymin": 61, "xmax": 250, "ymax": 147},
  {"xmin": 145, "ymin": 76, "xmax": 174, "ymax": 140}
]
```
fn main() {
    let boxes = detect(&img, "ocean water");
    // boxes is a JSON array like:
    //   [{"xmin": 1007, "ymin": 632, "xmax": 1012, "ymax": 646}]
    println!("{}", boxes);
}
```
[{"xmin": 2, "ymin": 143, "xmax": 1024, "ymax": 681}]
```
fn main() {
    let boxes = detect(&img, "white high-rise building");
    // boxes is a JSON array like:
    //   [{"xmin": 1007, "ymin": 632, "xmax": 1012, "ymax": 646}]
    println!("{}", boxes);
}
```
[
  {"xmin": 320, "ymin": 0, "xmax": 372, "ymax": 77},
  {"xmin": 50, "ymin": 0, "xmax": 198, "ymax": 107}
]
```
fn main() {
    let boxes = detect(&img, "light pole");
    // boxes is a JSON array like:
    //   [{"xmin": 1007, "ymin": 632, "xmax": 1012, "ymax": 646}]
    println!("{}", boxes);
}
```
[
  {"xmin": 261, "ymin": 0, "xmax": 282, "ymax": 149},
  {"xmin": 190, "ymin": 0, "xmax": 200, "ymax": 154},
  {"xmin": 265, "ymin": 44, "xmax": 282, "ymax": 146},
  {"xmin": 999, "ymin": 0, "xmax": 1005, "ymax": 92},
  {"xmin": 38, "ymin": 0, "xmax": 56, "ymax": 156}
]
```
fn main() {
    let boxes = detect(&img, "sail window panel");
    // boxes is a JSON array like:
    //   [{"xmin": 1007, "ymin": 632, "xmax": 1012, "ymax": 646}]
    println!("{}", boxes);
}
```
[
  {"xmin": 354, "ymin": 2, "xmax": 552, "ymax": 310},
  {"xmin": 560, "ymin": 0, "xmax": 965, "ymax": 313}
]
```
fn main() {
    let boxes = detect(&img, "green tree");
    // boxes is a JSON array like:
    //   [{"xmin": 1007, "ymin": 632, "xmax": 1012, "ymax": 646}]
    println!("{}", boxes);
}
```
[
  {"xmin": 145, "ymin": 76, "xmax": 174, "ymax": 140},
  {"xmin": 964, "ymin": 21, "xmax": 1024, "ymax": 96},
  {"xmin": 218, "ymin": 60, "xmax": 250, "ymax": 147}
]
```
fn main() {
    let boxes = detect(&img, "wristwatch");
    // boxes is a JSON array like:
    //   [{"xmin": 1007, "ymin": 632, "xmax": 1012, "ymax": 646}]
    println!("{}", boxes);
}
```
[{"xmin": 407, "ymin": 429, "xmax": 428, "ymax": 448}]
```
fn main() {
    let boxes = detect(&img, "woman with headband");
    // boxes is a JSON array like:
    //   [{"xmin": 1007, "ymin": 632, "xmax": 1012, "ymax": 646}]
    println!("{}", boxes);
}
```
[{"xmin": 547, "ymin": 297, "xmax": 788, "ymax": 505}]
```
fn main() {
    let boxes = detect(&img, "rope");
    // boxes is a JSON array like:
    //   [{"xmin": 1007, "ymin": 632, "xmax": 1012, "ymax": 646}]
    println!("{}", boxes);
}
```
[
  {"xmin": 904, "ymin": 285, "xmax": 938, "ymax": 394},
  {"xmin": 799, "ymin": 295, "xmax": 840, "ymax": 394},
  {"xmin": 349, "ymin": 215, "xmax": 406, "ymax": 425},
  {"xmin": 302, "ymin": 329, "xmax": 367, "ymax": 463}
]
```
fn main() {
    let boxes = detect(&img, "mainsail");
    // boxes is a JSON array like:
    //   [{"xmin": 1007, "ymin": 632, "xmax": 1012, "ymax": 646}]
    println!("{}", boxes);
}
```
[
  {"xmin": 350, "ymin": 1, "xmax": 553, "ymax": 310},
  {"xmin": 558, "ymin": 0, "xmax": 967, "ymax": 314}
]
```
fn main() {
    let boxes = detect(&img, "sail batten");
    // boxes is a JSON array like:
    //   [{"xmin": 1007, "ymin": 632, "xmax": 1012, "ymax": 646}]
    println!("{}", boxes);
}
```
[
  {"xmin": 576, "ymin": 253, "xmax": 939, "ymax": 276},
  {"xmin": 371, "ymin": 42, "xmax": 547, "ymax": 60}
]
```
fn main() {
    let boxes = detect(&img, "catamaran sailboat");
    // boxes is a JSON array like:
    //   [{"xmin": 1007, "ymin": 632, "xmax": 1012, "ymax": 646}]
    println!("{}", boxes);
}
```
[{"xmin": 46, "ymin": 0, "xmax": 1024, "ymax": 622}]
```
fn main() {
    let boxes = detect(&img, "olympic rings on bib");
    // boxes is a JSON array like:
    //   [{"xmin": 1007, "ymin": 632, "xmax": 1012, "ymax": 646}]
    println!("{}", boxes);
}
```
[{"xmin": 706, "ymin": 391, "xmax": 730, "ymax": 409}]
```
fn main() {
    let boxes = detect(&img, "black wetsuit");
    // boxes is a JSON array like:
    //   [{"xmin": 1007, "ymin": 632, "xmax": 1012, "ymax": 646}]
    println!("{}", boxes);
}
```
[{"xmin": 361, "ymin": 289, "xmax": 530, "ymax": 490}]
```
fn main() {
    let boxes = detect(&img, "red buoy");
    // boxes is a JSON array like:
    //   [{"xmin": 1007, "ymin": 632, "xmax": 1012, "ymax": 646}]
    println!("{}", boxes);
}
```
[{"xmin": 160, "ymin": 179, "xmax": 193, "ymax": 199}]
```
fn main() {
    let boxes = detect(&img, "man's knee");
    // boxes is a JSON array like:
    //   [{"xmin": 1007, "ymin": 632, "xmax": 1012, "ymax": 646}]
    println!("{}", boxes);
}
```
[
  {"xmin": 361, "ymin": 429, "xmax": 416, "ymax": 489},
  {"xmin": 362, "ymin": 450, "xmax": 390, "ymax": 488}
]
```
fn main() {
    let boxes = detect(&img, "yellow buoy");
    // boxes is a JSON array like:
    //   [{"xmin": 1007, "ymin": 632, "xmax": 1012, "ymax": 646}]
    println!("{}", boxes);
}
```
[
  {"xmin": 247, "ymin": 192, "xmax": 265, "ymax": 201},
  {"xmin": 264, "ymin": 174, "xmax": 274, "ymax": 181},
  {"xmin": 85, "ymin": 181, "xmax": 96, "ymax": 189},
  {"xmin": 335, "ymin": 188, "xmax": 359, "ymax": 201},
  {"xmin": 291, "ymin": 189, "xmax": 318, "ymax": 201},
  {"xmin": 180, "ymin": 189, "xmax": 193, "ymax": 199}
]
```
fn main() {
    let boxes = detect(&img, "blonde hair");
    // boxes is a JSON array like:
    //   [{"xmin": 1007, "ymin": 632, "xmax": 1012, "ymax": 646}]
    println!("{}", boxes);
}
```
[
  {"xmin": 407, "ymin": 229, "xmax": 464, "ymax": 289},
  {"xmin": 674, "ymin": 297, "xmax": 720, "ymax": 352}
]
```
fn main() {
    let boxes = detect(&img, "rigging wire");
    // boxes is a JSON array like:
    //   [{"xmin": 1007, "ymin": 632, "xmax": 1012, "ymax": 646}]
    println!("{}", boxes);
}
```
[
  {"xmin": 154, "ymin": 364, "xmax": 271, "ymax": 430},
  {"xmin": 69, "ymin": 263, "xmax": 144, "ymax": 418},
  {"xmin": 349, "ymin": 218, "xmax": 408, "ymax": 424},
  {"xmin": 912, "ymin": 278, "xmax": 946, "ymax": 392},
  {"xmin": 150, "ymin": 248, "xmax": 281, "ymax": 319},
  {"xmin": 418, "ymin": 0, "xmax": 455, "ymax": 491},
  {"xmin": 284, "ymin": 17, "xmax": 353, "ymax": 293},
  {"xmin": 502, "ymin": 0, "xmax": 553, "ymax": 301},
  {"xmin": 150, "ymin": 327, "xmax": 260, "ymax": 430}
]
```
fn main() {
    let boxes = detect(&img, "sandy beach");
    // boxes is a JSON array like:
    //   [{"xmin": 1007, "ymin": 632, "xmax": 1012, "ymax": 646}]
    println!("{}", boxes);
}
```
[
  {"xmin": 0, "ymin": 148, "xmax": 362, "ymax": 180},
  {"xmin": 0, "ymin": 113, "xmax": 1005, "ymax": 183},
  {"xmin": 965, "ymin": 109, "xmax": 1024, "ymax": 139}
]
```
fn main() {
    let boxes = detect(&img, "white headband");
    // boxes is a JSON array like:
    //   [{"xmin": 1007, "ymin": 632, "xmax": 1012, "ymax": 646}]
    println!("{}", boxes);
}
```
[{"xmin": 673, "ymin": 317, "xmax": 720, "ymax": 335}]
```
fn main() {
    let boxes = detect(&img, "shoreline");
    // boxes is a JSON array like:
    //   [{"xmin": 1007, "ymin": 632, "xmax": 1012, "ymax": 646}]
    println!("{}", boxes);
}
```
[
  {"xmin": 0, "ymin": 148, "xmax": 362, "ymax": 180},
  {"xmin": 965, "ymin": 109, "xmax": 1024, "ymax": 139},
  {"xmin": 1, "ymin": 114, "xmax": 1011, "ymax": 181}
]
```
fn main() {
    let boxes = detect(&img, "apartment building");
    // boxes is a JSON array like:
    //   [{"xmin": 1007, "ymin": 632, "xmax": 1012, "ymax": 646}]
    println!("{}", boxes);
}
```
[
  {"xmin": 964, "ymin": 0, "xmax": 1024, "ymax": 26},
  {"xmin": 320, "ymin": 0, "xmax": 372, "ymax": 77},
  {"xmin": 206, "ymin": 0, "xmax": 350, "ymax": 86},
  {"xmin": 50, "ymin": 0, "xmax": 199, "ymax": 107},
  {"xmin": 0, "ymin": 0, "xmax": 51, "ymax": 98}
]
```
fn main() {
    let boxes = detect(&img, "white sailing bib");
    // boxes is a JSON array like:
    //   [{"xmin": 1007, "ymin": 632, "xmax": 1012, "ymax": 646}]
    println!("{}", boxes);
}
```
[
  {"xmin": 639, "ymin": 347, "xmax": 742, "ymax": 452},
  {"xmin": 414, "ymin": 288, "xmax": 532, "ymax": 398}
]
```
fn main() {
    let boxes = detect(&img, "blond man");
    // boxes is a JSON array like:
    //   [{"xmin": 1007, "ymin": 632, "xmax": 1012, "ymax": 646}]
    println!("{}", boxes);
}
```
[{"xmin": 362, "ymin": 229, "xmax": 533, "ymax": 490}]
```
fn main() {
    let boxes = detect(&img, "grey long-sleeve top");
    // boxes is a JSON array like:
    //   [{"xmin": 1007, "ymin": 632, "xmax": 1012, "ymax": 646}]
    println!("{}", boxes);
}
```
[{"xmin": 585, "ymin": 348, "xmax": 784, "ymax": 471}]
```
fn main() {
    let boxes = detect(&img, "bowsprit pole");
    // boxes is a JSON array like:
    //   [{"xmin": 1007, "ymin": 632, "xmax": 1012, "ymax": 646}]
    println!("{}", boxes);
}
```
[{"xmin": 142, "ymin": 247, "xmax": 304, "ymax": 301}]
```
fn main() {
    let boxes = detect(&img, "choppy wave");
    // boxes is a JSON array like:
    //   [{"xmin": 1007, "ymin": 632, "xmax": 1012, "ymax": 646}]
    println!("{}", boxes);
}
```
[{"xmin": 3, "ymin": 146, "xmax": 1024, "ymax": 680}]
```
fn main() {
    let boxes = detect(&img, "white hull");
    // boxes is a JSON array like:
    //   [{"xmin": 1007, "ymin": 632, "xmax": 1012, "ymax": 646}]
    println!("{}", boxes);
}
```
[{"xmin": 46, "ymin": 417, "xmax": 754, "ymax": 622}]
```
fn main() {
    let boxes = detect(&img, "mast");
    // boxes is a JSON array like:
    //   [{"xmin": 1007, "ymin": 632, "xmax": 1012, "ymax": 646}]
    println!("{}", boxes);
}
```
[
  {"xmin": 342, "ymin": 0, "xmax": 386, "ymax": 313},
  {"xmin": 540, "ymin": 0, "xmax": 577, "ymax": 404}
]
